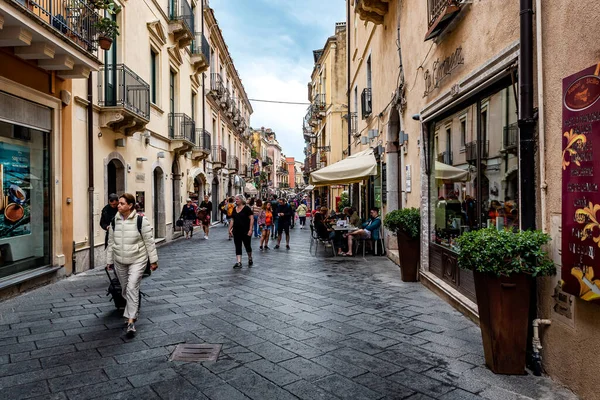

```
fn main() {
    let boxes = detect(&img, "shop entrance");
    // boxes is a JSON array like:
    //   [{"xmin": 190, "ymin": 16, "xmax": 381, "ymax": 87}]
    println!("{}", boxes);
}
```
[
  {"xmin": 107, "ymin": 158, "xmax": 125, "ymax": 196},
  {"xmin": 211, "ymin": 177, "xmax": 219, "ymax": 221},
  {"xmin": 153, "ymin": 167, "xmax": 166, "ymax": 239}
]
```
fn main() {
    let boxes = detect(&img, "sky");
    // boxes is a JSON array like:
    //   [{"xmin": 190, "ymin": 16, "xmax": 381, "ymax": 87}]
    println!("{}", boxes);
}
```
[{"xmin": 209, "ymin": 0, "xmax": 346, "ymax": 161}]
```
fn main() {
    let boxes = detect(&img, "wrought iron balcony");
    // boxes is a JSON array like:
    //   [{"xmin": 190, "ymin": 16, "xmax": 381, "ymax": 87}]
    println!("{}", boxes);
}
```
[
  {"xmin": 7, "ymin": 0, "xmax": 103, "ymax": 77},
  {"xmin": 190, "ymin": 32, "xmax": 210, "ymax": 74},
  {"xmin": 277, "ymin": 167, "xmax": 289, "ymax": 175},
  {"xmin": 437, "ymin": 151, "xmax": 453, "ymax": 165},
  {"xmin": 98, "ymin": 64, "xmax": 150, "ymax": 136},
  {"xmin": 219, "ymin": 89, "xmax": 230, "ymax": 110},
  {"xmin": 426, "ymin": 0, "xmax": 462, "ymax": 41},
  {"xmin": 168, "ymin": 0, "xmax": 194, "ymax": 47},
  {"xmin": 228, "ymin": 155, "xmax": 239, "ymax": 172},
  {"xmin": 361, "ymin": 88, "xmax": 372, "ymax": 119},
  {"xmin": 192, "ymin": 129, "xmax": 211, "ymax": 161},
  {"xmin": 209, "ymin": 73, "xmax": 225, "ymax": 96},
  {"xmin": 240, "ymin": 163, "xmax": 248, "ymax": 177},
  {"xmin": 212, "ymin": 145, "xmax": 227, "ymax": 168},
  {"xmin": 465, "ymin": 141, "xmax": 489, "ymax": 165},
  {"xmin": 312, "ymin": 93, "xmax": 326, "ymax": 117},
  {"xmin": 169, "ymin": 113, "xmax": 195, "ymax": 152},
  {"xmin": 503, "ymin": 122, "xmax": 518, "ymax": 153},
  {"xmin": 263, "ymin": 156, "xmax": 272, "ymax": 166}
]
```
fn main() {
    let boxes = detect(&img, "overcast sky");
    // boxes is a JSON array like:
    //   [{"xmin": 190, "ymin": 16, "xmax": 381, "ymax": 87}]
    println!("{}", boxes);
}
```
[{"xmin": 209, "ymin": 0, "xmax": 346, "ymax": 161}]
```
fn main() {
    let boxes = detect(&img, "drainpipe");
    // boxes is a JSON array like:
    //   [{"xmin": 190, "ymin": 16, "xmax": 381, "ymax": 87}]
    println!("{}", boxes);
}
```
[
  {"xmin": 346, "ymin": 0, "xmax": 351, "ymax": 159},
  {"xmin": 87, "ymin": 76, "xmax": 95, "ymax": 269},
  {"xmin": 535, "ymin": 0, "xmax": 547, "ymax": 233},
  {"xmin": 531, "ymin": 319, "xmax": 551, "ymax": 376},
  {"xmin": 519, "ymin": 0, "xmax": 537, "ymax": 370}
]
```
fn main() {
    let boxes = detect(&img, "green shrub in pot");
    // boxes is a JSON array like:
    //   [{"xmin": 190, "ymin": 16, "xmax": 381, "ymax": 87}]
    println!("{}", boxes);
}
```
[
  {"xmin": 454, "ymin": 227, "xmax": 555, "ymax": 375},
  {"xmin": 384, "ymin": 208, "xmax": 420, "ymax": 281},
  {"xmin": 455, "ymin": 228, "xmax": 556, "ymax": 277},
  {"xmin": 383, "ymin": 207, "xmax": 420, "ymax": 240}
]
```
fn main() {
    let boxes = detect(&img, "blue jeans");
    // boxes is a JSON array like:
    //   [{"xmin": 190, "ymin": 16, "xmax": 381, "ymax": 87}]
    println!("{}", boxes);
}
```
[
  {"xmin": 253, "ymin": 218, "xmax": 260, "ymax": 237},
  {"xmin": 271, "ymin": 218, "xmax": 279, "ymax": 237}
]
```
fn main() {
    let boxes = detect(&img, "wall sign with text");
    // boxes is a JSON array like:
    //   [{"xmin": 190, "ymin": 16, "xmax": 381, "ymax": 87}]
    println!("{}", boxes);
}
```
[{"xmin": 561, "ymin": 63, "xmax": 600, "ymax": 303}]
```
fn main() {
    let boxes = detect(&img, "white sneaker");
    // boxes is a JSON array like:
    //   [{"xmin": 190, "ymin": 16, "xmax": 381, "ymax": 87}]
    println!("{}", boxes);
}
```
[{"xmin": 204, "ymin": 236, "xmax": 208, "ymax": 240}]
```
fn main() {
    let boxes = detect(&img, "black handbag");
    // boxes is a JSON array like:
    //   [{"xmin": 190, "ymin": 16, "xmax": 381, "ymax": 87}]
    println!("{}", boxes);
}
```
[{"xmin": 176, "ymin": 218, "xmax": 184, "ymax": 227}]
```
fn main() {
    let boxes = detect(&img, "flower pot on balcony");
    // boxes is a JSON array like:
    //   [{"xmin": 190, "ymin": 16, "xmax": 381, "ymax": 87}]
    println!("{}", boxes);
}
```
[
  {"xmin": 98, "ymin": 36, "xmax": 113, "ymax": 50},
  {"xmin": 473, "ymin": 271, "xmax": 531, "ymax": 375}
]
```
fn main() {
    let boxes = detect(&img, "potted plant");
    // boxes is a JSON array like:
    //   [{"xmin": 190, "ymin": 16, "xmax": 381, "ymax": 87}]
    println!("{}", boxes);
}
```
[
  {"xmin": 455, "ymin": 228, "xmax": 555, "ymax": 375},
  {"xmin": 93, "ymin": 0, "xmax": 121, "ymax": 51},
  {"xmin": 383, "ymin": 208, "xmax": 420, "ymax": 282}
]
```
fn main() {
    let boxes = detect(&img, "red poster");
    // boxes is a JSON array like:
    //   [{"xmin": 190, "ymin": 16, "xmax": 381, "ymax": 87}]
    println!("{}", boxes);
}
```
[{"xmin": 561, "ymin": 63, "xmax": 600, "ymax": 303}]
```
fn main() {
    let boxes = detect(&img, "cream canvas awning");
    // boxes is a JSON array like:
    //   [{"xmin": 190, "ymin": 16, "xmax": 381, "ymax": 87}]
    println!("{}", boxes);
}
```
[
  {"xmin": 244, "ymin": 182, "xmax": 258, "ymax": 195},
  {"xmin": 310, "ymin": 149, "xmax": 378, "ymax": 186},
  {"xmin": 435, "ymin": 161, "xmax": 470, "ymax": 182}
]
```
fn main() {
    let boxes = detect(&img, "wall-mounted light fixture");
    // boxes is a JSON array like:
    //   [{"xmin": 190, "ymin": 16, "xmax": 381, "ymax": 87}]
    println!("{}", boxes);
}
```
[
  {"xmin": 157, "ymin": 152, "xmax": 165, "ymax": 159},
  {"xmin": 115, "ymin": 139, "xmax": 125, "ymax": 147},
  {"xmin": 136, "ymin": 157, "xmax": 148, "ymax": 162}
]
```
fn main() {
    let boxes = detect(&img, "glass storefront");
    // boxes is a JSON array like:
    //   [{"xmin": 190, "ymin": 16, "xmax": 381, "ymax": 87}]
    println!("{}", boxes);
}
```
[
  {"xmin": 0, "ymin": 120, "xmax": 51, "ymax": 279},
  {"xmin": 428, "ymin": 82, "xmax": 518, "ymax": 301}
]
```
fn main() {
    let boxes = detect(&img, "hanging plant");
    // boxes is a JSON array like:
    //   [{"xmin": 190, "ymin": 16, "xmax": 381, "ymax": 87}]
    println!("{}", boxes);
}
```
[{"xmin": 93, "ymin": 0, "xmax": 122, "ymax": 50}]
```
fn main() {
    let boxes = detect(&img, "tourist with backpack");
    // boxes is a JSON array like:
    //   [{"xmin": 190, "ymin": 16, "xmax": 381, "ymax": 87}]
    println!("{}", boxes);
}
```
[{"xmin": 106, "ymin": 193, "xmax": 158, "ymax": 338}]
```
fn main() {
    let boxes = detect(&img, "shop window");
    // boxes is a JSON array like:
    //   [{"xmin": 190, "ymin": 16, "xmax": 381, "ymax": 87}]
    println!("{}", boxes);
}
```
[
  {"xmin": 430, "ymin": 85, "xmax": 518, "ymax": 252},
  {"xmin": 0, "ymin": 121, "xmax": 50, "ymax": 279},
  {"xmin": 136, "ymin": 191, "xmax": 145, "ymax": 214},
  {"xmin": 150, "ymin": 49, "xmax": 158, "ymax": 104}
]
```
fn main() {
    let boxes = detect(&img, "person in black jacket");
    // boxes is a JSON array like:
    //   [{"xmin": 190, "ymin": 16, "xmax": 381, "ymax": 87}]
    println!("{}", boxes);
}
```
[
  {"xmin": 180, "ymin": 198, "xmax": 197, "ymax": 239},
  {"xmin": 199, "ymin": 195, "xmax": 213, "ymax": 239},
  {"xmin": 275, "ymin": 198, "xmax": 293, "ymax": 250},
  {"xmin": 100, "ymin": 193, "xmax": 119, "ymax": 249}
]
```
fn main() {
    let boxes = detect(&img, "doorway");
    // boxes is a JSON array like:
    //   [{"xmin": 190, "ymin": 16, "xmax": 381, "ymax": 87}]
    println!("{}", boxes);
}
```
[
  {"xmin": 212, "ymin": 177, "xmax": 219, "ymax": 221},
  {"xmin": 153, "ymin": 167, "xmax": 166, "ymax": 238},
  {"xmin": 107, "ymin": 158, "xmax": 125, "ymax": 196},
  {"xmin": 172, "ymin": 160, "xmax": 181, "ymax": 232}
]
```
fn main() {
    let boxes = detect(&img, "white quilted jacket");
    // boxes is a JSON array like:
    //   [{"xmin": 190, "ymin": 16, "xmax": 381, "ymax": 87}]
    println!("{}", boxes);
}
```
[{"xmin": 106, "ymin": 211, "xmax": 158, "ymax": 266}]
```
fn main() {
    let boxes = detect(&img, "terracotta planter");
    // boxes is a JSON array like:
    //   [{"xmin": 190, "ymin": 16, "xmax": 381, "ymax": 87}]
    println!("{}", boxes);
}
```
[
  {"xmin": 474, "ymin": 271, "xmax": 531, "ymax": 375},
  {"xmin": 396, "ymin": 232, "xmax": 420, "ymax": 282},
  {"xmin": 98, "ymin": 36, "xmax": 113, "ymax": 51}
]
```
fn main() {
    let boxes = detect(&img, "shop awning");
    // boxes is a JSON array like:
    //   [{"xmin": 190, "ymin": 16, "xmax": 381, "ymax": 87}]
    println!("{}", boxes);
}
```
[
  {"xmin": 302, "ymin": 185, "xmax": 315, "ymax": 192},
  {"xmin": 435, "ymin": 161, "xmax": 470, "ymax": 182},
  {"xmin": 310, "ymin": 149, "xmax": 377, "ymax": 186},
  {"xmin": 244, "ymin": 182, "xmax": 258, "ymax": 195}
]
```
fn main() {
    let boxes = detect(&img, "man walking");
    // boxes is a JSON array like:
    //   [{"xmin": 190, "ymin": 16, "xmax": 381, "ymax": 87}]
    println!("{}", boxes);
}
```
[
  {"xmin": 270, "ymin": 195, "xmax": 279, "ymax": 240},
  {"xmin": 275, "ymin": 198, "xmax": 293, "ymax": 250},
  {"xmin": 199, "ymin": 195, "xmax": 213, "ymax": 239},
  {"xmin": 100, "ymin": 193, "xmax": 119, "ymax": 249}
]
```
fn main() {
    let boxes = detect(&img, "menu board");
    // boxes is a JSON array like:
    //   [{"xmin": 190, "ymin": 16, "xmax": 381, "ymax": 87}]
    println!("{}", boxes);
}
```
[
  {"xmin": 561, "ymin": 63, "xmax": 600, "ymax": 303},
  {"xmin": 0, "ymin": 142, "xmax": 31, "ymax": 238}
]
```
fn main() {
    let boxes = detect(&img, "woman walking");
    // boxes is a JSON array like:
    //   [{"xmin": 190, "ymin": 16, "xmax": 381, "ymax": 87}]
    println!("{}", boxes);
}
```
[
  {"xmin": 252, "ymin": 199, "xmax": 263, "ymax": 238},
  {"xmin": 106, "ymin": 193, "xmax": 158, "ymax": 337},
  {"xmin": 296, "ymin": 201, "xmax": 308, "ymax": 229},
  {"xmin": 258, "ymin": 201, "xmax": 273, "ymax": 250},
  {"xmin": 229, "ymin": 195, "xmax": 254, "ymax": 269},
  {"xmin": 180, "ymin": 198, "xmax": 197, "ymax": 239}
]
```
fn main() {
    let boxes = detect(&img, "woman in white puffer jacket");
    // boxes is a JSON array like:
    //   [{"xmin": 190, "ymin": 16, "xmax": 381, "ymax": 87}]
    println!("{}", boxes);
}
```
[{"xmin": 107, "ymin": 193, "xmax": 158, "ymax": 337}]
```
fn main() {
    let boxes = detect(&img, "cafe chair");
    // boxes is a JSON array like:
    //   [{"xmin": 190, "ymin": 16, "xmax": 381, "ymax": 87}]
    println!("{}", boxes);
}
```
[
  {"xmin": 309, "ymin": 224, "xmax": 336, "ymax": 257},
  {"xmin": 354, "ymin": 227, "xmax": 385, "ymax": 257}
]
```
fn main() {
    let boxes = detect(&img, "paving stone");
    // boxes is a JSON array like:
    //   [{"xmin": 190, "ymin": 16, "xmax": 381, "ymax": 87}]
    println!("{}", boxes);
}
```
[
  {"xmin": 284, "ymin": 379, "xmax": 342, "ymax": 400},
  {"xmin": 279, "ymin": 357, "xmax": 334, "ymax": 382},
  {"xmin": 353, "ymin": 372, "xmax": 416, "ymax": 399},
  {"xmin": 29, "ymin": 392, "xmax": 68, "ymax": 400},
  {"xmin": 440, "ymin": 388, "xmax": 485, "ymax": 400},
  {"xmin": 151, "ymin": 376, "xmax": 207, "ymax": 400},
  {"xmin": 311, "ymin": 354, "xmax": 369, "ymax": 378},
  {"xmin": 248, "ymin": 341, "xmax": 296, "ymax": 363},
  {"xmin": 102, "ymin": 386, "xmax": 161, "ymax": 400},
  {"xmin": 314, "ymin": 373, "xmax": 381, "ymax": 400},
  {"xmin": 328, "ymin": 347, "xmax": 403, "ymax": 378},
  {"xmin": 97, "ymin": 341, "xmax": 150, "ymax": 357},
  {"xmin": 200, "ymin": 382, "xmax": 249, "ymax": 400},
  {"xmin": 127, "ymin": 367, "xmax": 179, "ymax": 388},
  {"xmin": 103, "ymin": 356, "xmax": 170, "ymax": 379},
  {"xmin": 245, "ymin": 359, "xmax": 301, "ymax": 386},
  {"xmin": 220, "ymin": 366, "xmax": 298, "ymax": 400},
  {"xmin": 40, "ymin": 349, "xmax": 102, "ymax": 368},
  {"xmin": 349, "ymin": 331, "xmax": 399, "ymax": 348},
  {"xmin": 0, "ymin": 365, "xmax": 71, "ymax": 390},
  {"xmin": 48, "ymin": 369, "xmax": 108, "ymax": 392},
  {"xmin": 0, "ymin": 380, "xmax": 50, "ymax": 400},
  {"xmin": 388, "ymin": 369, "xmax": 455, "ymax": 398}
]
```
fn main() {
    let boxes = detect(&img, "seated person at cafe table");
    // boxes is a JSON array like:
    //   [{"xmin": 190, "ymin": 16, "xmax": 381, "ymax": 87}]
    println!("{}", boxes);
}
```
[
  {"xmin": 314, "ymin": 207, "xmax": 344, "ymax": 255},
  {"xmin": 342, "ymin": 207, "xmax": 382, "ymax": 257},
  {"xmin": 344, "ymin": 207, "xmax": 361, "ymax": 227}
]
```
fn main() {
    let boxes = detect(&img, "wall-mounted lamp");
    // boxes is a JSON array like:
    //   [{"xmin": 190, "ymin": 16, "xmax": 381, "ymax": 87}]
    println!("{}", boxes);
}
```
[
  {"xmin": 136, "ymin": 157, "xmax": 148, "ymax": 162},
  {"xmin": 412, "ymin": 113, "xmax": 421, "ymax": 121},
  {"xmin": 157, "ymin": 152, "xmax": 165, "ymax": 159},
  {"xmin": 115, "ymin": 139, "xmax": 125, "ymax": 147}
]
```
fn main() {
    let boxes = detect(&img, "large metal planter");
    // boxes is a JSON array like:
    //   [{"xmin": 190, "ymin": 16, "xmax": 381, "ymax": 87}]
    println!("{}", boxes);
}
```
[{"xmin": 397, "ymin": 232, "xmax": 420, "ymax": 282}]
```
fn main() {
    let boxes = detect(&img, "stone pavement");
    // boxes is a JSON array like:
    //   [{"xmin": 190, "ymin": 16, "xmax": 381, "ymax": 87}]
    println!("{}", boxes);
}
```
[{"xmin": 0, "ymin": 224, "xmax": 578, "ymax": 400}]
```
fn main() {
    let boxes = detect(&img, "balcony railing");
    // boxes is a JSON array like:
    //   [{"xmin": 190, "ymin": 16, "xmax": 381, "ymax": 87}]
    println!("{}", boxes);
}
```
[
  {"xmin": 465, "ymin": 141, "xmax": 489, "ymax": 165},
  {"xmin": 210, "ymin": 73, "xmax": 225, "ymax": 95},
  {"xmin": 350, "ymin": 112, "xmax": 358, "ymax": 136},
  {"xmin": 503, "ymin": 123, "xmax": 518, "ymax": 151},
  {"xmin": 263, "ymin": 156, "xmax": 272, "ymax": 166},
  {"xmin": 426, "ymin": 0, "xmax": 462, "ymax": 41},
  {"xmin": 194, "ymin": 129, "xmax": 211, "ymax": 150},
  {"xmin": 12, "ymin": 0, "xmax": 101, "ymax": 53},
  {"xmin": 310, "ymin": 153, "xmax": 318, "ymax": 171},
  {"xmin": 191, "ymin": 32, "xmax": 210, "ymax": 63},
  {"xmin": 361, "ymin": 88, "xmax": 372, "ymax": 119},
  {"xmin": 212, "ymin": 145, "xmax": 227, "ymax": 165},
  {"xmin": 168, "ymin": 113, "xmax": 195, "ymax": 143},
  {"xmin": 228, "ymin": 155, "xmax": 239, "ymax": 171},
  {"xmin": 312, "ymin": 93, "xmax": 326, "ymax": 113},
  {"xmin": 98, "ymin": 64, "xmax": 150, "ymax": 120},
  {"xmin": 169, "ymin": 0, "xmax": 194, "ymax": 35},
  {"xmin": 437, "ymin": 151, "xmax": 453, "ymax": 165}
]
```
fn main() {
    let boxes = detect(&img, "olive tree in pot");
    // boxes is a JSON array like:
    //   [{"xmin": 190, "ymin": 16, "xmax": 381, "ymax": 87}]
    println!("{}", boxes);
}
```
[
  {"xmin": 455, "ymin": 228, "xmax": 555, "ymax": 375},
  {"xmin": 383, "ymin": 208, "xmax": 420, "ymax": 282}
]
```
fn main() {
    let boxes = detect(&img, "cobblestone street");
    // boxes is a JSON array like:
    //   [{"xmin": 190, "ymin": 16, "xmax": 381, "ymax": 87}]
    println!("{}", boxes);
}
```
[{"xmin": 0, "ymin": 225, "xmax": 577, "ymax": 400}]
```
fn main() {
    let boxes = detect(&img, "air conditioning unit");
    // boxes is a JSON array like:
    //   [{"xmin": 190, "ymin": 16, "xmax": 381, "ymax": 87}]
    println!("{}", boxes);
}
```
[
  {"xmin": 368, "ymin": 129, "xmax": 378, "ymax": 140},
  {"xmin": 360, "ymin": 136, "xmax": 369, "ymax": 145},
  {"xmin": 400, "ymin": 131, "xmax": 409, "ymax": 145}
]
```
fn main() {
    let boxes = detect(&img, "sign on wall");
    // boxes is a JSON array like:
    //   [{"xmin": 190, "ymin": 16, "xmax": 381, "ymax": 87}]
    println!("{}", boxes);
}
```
[
  {"xmin": 0, "ymin": 142, "xmax": 31, "ymax": 238},
  {"xmin": 561, "ymin": 63, "xmax": 600, "ymax": 303},
  {"xmin": 405, "ymin": 165, "xmax": 412, "ymax": 193}
]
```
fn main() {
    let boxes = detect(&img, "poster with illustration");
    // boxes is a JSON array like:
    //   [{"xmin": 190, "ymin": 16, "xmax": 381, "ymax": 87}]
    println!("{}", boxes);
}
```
[{"xmin": 0, "ymin": 142, "xmax": 31, "ymax": 238}]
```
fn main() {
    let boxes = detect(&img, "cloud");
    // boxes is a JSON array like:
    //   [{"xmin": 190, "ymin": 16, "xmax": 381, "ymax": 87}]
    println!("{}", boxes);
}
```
[{"xmin": 209, "ymin": 0, "xmax": 346, "ymax": 160}]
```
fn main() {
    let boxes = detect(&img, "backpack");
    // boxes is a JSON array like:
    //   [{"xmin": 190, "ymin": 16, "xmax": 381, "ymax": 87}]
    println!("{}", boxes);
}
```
[
  {"xmin": 110, "ymin": 215, "xmax": 152, "ymax": 278},
  {"xmin": 226, "ymin": 203, "xmax": 235, "ymax": 217}
]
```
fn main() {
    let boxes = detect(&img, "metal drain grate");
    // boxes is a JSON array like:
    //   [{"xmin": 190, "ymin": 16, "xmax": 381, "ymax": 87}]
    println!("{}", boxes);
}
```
[{"xmin": 170, "ymin": 344, "xmax": 222, "ymax": 362}]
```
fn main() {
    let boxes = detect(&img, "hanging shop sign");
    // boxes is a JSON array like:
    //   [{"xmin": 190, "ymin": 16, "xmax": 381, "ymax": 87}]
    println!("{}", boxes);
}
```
[
  {"xmin": 561, "ymin": 63, "xmax": 600, "ymax": 304},
  {"xmin": 424, "ymin": 46, "xmax": 464, "ymax": 97}
]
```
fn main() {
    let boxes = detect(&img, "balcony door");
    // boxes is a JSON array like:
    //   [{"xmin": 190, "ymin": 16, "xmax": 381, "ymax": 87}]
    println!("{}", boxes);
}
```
[{"xmin": 104, "ymin": 14, "xmax": 117, "ymax": 107}]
